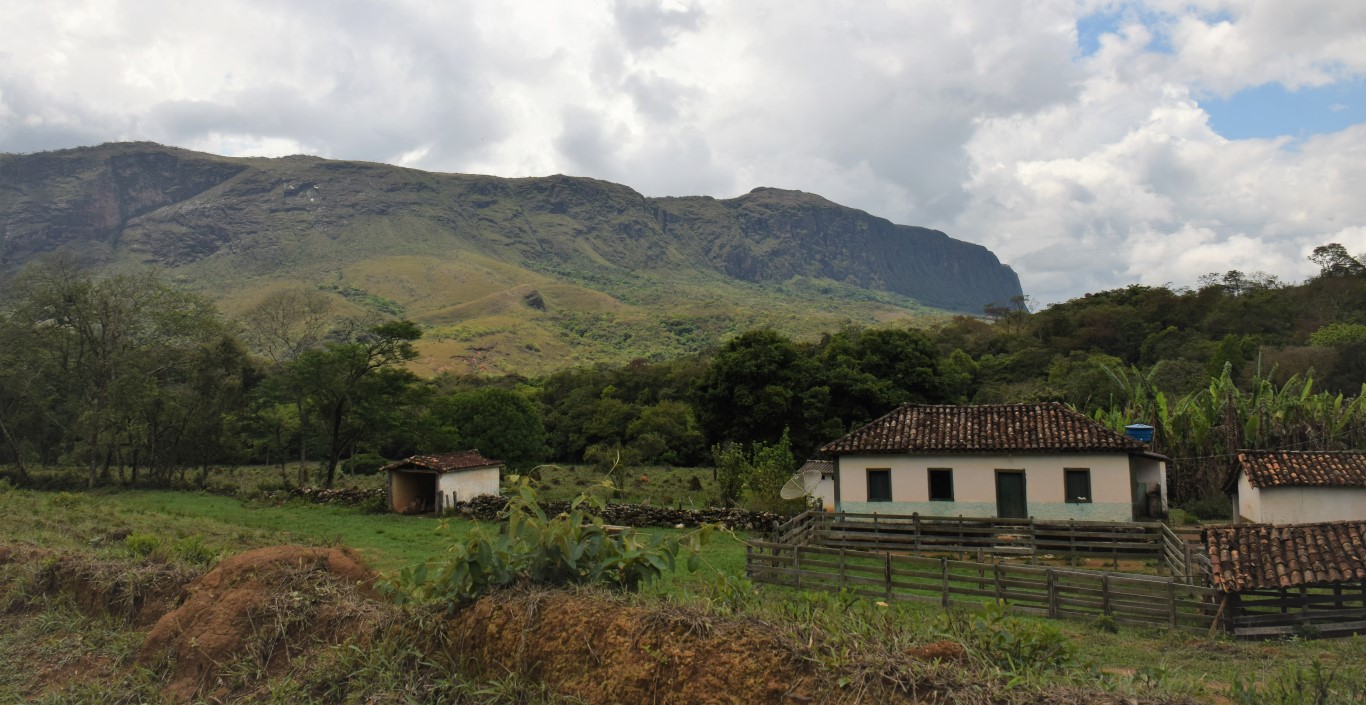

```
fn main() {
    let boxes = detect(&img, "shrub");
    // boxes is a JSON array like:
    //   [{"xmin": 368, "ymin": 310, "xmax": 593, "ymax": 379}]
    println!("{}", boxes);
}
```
[
  {"xmin": 1180, "ymin": 496, "xmax": 1232, "ymax": 521},
  {"xmin": 942, "ymin": 601, "xmax": 1076, "ymax": 674},
  {"xmin": 1230, "ymin": 660, "xmax": 1362, "ymax": 705},
  {"xmin": 382, "ymin": 478, "xmax": 710, "ymax": 610},
  {"xmin": 343, "ymin": 453, "xmax": 389, "ymax": 476},
  {"xmin": 124, "ymin": 533, "xmax": 162, "ymax": 558}
]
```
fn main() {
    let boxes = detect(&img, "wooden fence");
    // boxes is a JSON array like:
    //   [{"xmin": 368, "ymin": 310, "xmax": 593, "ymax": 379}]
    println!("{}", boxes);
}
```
[
  {"xmin": 770, "ymin": 511, "xmax": 1213, "ymax": 584},
  {"xmin": 1226, "ymin": 585, "xmax": 1366, "ymax": 639},
  {"xmin": 746, "ymin": 540, "xmax": 1222, "ymax": 633}
]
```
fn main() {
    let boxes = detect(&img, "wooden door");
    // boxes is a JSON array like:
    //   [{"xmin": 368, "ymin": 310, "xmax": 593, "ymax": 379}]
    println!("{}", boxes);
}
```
[{"xmin": 995, "ymin": 471, "xmax": 1028, "ymax": 518}]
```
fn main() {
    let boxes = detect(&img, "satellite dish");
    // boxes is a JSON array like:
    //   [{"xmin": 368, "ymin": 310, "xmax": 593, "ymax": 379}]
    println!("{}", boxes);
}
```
[{"xmin": 780, "ymin": 469, "xmax": 824, "ymax": 500}]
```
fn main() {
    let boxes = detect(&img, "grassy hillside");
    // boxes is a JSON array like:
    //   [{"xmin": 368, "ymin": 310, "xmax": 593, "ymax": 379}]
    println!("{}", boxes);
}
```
[{"xmin": 0, "ymin": 143, "xmax": 1021, "ymax": 375}]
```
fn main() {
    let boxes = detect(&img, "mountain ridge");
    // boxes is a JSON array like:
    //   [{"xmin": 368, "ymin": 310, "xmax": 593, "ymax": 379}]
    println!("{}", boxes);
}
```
[{"xmin": 0, "ymin": 142, "xmax": 1023, "ymax": 374}]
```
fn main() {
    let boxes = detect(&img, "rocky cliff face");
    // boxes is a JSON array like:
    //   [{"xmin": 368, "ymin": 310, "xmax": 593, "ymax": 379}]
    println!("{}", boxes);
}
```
[{"xmin": 0, "ymin": 142, "xmax": 1022, "ymax": 313}]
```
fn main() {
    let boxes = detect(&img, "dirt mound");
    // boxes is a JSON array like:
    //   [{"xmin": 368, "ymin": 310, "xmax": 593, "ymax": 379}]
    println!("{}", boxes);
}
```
[
  {"xmin": 140, "ymin": 545, "xmax": 381, "ymax": 703},
  {"xmin": 450, "ymin": 588, "xmax": 837, "ymax": 705},
  {"xmin": 0, "ymin": 542, "xmax": 192, "ymax": 626}
]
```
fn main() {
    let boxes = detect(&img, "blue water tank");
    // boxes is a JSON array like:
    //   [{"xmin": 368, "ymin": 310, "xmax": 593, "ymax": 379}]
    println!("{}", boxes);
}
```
[{"xmin": 1124, "ymin": 424, "xmax": 1155, "ymax": 443}]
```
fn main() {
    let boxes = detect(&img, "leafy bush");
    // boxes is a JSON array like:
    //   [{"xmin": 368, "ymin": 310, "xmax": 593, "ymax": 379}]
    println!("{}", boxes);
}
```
[
  {"xmin": 1180, "ymin": 496, "xmax": 1232, "ymax": 521},
  {"xmin": 1166, "ymin": 508, "xmax": 1196, "ymax": 526},
  {"xmin": 1230, "ymin": 660, "xmax": 1362, "ymax": 705},
  {"xmin": 343, "ymin": 453, "xmax": 389, "ymax": 476},
  {"xmin": 1309, "ymin": 322, "xmax": 1366, "ymax": 347},
  {"xmin": 941, "ymin": 601, "xmax": 1076, "ymax": 674},
  {"xmin": 124, "ymin": 533, "xmax": 162, "ymax": 558},
  {"xmin": 382, "ymin": 479, "xmax": 710, "ymax": 610}
]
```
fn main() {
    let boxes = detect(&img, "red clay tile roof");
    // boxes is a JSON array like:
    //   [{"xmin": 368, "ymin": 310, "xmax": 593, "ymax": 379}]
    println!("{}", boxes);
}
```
[
  {"xmin": 1204, "ymin": 521, "xmax": 1366, "ymax": 592},
  {"xmin": 1236, "ymin": 450, "xmax": 1366, "ymax": 489},
  {"xmin": 381, "ymin": 450, "xmax": 501, "ymax": 474},
  {"xmin": 819, "ymin": 403, "xmax": 1150, "ymax": 455}
]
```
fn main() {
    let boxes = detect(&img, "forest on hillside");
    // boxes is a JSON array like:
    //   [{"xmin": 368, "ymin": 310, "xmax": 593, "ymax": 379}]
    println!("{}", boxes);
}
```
[{"xmin": 1, "ymin": 245, "xmax": 1364, "ymax": 509}]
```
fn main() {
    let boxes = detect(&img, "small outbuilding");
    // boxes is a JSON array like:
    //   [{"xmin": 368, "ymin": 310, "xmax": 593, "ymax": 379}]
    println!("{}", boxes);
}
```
[
  {"xmin": 382, "ymin": 450, "xmax": 502, "ymax": 515},
  {"xmin": 1205, "ymin": 520, "xmax": 1366, "ymax": 638},
  {"xmin": 1226, "ymin": 450, "xmax": 1366, "ymax": 524}
]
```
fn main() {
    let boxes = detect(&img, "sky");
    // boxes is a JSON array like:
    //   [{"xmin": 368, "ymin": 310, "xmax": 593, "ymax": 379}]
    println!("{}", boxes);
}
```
[{"xmin": 2, "ymin": 0, "xmax": 1365, "ymax": 305}]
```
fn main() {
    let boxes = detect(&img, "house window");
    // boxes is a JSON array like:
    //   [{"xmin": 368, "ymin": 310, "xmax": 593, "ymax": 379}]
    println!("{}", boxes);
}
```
[
  {"xmin": 867, "ymin": 469, "xmax": 892, "ymax": 502},
  {"xmin": 1065, "ymin": 469, "xmax": 1091, "ymax": 503},
  {"xmin": 928, "ymin": 468, "xmax": 954, "ymax": 501}
]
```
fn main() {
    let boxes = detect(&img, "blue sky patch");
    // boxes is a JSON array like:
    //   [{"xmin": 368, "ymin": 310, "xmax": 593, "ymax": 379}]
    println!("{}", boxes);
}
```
[
  {"xmin": 1202, "ymin": 81, "xmax": 1366, "ymax": 141},
  {"xmin": 1076, "ymin": 6, "xmax": 1177, "ymax": 57}
]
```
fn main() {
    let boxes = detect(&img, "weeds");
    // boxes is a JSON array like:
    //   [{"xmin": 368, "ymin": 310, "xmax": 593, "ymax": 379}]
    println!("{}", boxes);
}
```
[
  {"xmin": 1230, "ymin": 659, "xmax": 1365, "ymax": 705},
  {"xmin": 384, "ymin": 479, "xmax": 711, "ymax": 610}
]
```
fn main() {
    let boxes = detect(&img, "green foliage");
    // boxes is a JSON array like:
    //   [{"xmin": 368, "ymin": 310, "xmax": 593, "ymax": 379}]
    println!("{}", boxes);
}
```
[
  {"xmin": 1230, "ymin": 659, "xmax": 1363, "ymax": 705},
  {"xmin": 1309, "ymin": 322, "xmax": 1366, "ymax": 346},
  {"xmin": 342, "ymin": 452, "xmax": 389, "ymax": 475},
  {"xmin": 1179, "ymin": 496, "xmax": 1232, "ymax": 521},
  {"xmin": 383, "ymin": 479, "xmax": 710, "ymax": 610},
  {"xmin": 429, "ymin": 387, "xmax": 547, "ymax": 470},
  {"xmin": 1088, "ymin": 614, "xmax": 1119, "ymax": 634},
  {"xmin": 941, "ymin": 601, "xmax": 1076, "ymax": 675},
  {"xmin": 123, "ymin": 533, "xmax": 161, "ymax": 558}
]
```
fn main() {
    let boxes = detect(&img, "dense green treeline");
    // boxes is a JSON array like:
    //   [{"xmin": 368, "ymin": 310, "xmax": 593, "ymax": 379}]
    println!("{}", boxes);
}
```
[{"xmin": 2, "ymin": 246, "xmax": 1364, "ymax": 507}]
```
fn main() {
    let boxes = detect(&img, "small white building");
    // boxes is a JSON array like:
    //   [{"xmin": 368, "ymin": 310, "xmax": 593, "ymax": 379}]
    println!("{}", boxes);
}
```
[
  {"xmin": 383, "ymin": 450, "xmax": 502, "ymax": 515},
  {"xmin": 1227, "ymin": 450, "xmax": 1366, "ymax": 524},
  {"xmin": 819, "ymin": 403, "xmax": 1167, "ymax": 522}
]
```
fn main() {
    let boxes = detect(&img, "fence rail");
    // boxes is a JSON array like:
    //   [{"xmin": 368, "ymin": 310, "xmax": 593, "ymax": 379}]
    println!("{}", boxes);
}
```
[
  {"xmin": 746, "ymin": 540, "xmax": 1222, "ymax": 633},
  {"xmin": 774, "ymin": 511, "xmax": 1213, "ymax": 582}
]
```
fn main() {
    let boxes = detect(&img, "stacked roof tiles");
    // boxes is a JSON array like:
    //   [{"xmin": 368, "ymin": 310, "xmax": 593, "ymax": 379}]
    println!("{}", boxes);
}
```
[
  {"xmin": 1236, "ymin": 450, "xmax": 1366, "ymax": 489},
  {"xmin": 381, "ymin": 450, "xmax": 501, "ymax": 473},
  {"xmin": 1204, "ymin": 521, "xmax": 1366, "ymax": 592},
  {"xmin": 819, "ymin": 403, "xmax": 1151, "ymax": 455}
]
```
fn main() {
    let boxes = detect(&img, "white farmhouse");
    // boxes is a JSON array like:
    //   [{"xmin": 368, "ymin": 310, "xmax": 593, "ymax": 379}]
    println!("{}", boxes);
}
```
[
  {"xmin": 1227, "ymin": 450, "xmax": 1366, "ymax": 524},
  {"xmin": 383, "ymin": 450, "xmax": 502, "ymax": 515},
  {"xmin": 819, "ymin": 403, "xmax": 1167, "ymax": 522}
]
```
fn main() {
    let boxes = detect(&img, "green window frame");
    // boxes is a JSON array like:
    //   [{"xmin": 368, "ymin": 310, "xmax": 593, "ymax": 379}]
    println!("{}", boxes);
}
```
[{"xmin": 867, "ymin": 469, "xmax": 892, "ymax": 502}]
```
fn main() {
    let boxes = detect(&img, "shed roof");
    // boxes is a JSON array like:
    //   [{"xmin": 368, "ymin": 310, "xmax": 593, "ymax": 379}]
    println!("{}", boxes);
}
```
[
  {"xmin": 819, "ymin": 403, "xmax": 1151, "ymax": 455},
  {"xmin": 798, "ymin": 459, "xmax": 835, "ymax": 477},
  {"xmin": 381, "ymin": 450, "xmax": 502, "ymax": 474},
  {"xmin": 1204, "ymin": 521, "xmax": 1366, "ymax": 592},
  {"xmin": 1235, "ymin": 450, "xmax": 1366, "ymax": 490}
]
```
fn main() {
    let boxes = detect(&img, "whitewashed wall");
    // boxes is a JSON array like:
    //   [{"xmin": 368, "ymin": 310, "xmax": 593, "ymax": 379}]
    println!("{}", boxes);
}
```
[
  {"xmin": 836, "ymin": 452, "xmax": 1145, "ymax": 521},
  {"xmin": 437, "ymin": 466, "xmax": 501, "ymax": 508}
]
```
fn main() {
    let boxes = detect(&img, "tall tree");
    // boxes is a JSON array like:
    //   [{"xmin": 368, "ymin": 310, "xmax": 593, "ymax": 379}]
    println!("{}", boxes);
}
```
[
  {"xmin": 285, "ymin": 319, "xmax": 422, "ymax": 487},
  {"xmin": 429, "ymin": 387, "xmax": 547, "ymax": 470},
  {"xmin": 1, "ymin": 257, "xmax": 228, "ymax": 487},
  {"xmin": 239, "ymin": 287, "xmax": 336, "ymax": 483}
]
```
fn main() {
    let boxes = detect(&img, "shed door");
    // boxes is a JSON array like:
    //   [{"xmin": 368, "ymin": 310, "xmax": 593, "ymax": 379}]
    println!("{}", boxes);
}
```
[{"xmin": 995, "ymin": 471, "xmax": 1028, "ymax": 519}]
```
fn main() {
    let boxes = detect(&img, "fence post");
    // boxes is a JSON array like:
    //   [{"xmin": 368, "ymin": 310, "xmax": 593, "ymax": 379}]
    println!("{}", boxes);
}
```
[
  {"xmin": 1168, "ymin": 579, "xmax": 1177, "ymax": 628},
  {"xmin": 793, "ymin": 545, "xmax": 802, "ymax": 590},
  {"xmin": 1183, "ymin": 541, "xmax": 1194, "ymax": 586},
  {"xmin": 913, "ymin": 512, "xmax": 921, "ymax": 554},
  {"xmin": 941, "ymin": 556, "xmax": 950, "ymax": 608},
  {"xmin": 1046, "ymin": 568, "xmax": 1058, "ymax": 618},
  {"xmin": 1029, "ymin": 519, "xmax": 1038, "ymax": 565},
  {"xmin": 993, "ymin": 562, "xmax": 1002, "ymax": 603},
  {"xmin": 1102, "ymin": 574, "xmax": 1111, "ymax": 616},
  {"xmin": 745, "ymin": 543, "xmax": 753, "ymax": 579},
  {"xmin": 884, "ymin": 552, "xmax": 893, "ymax": 602}
]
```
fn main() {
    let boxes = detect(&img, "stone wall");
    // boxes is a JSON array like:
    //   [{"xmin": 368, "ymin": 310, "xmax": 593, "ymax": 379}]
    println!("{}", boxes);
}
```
[{"xmin": 286, "ymin": 487, "xmax": 789, "ymax": 531}]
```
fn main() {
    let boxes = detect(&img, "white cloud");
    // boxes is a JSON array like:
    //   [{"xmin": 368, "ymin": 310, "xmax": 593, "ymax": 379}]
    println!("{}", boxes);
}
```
[{"xmin": 1, "ymin": 0, "xmax": 1365, "ymax": 304}]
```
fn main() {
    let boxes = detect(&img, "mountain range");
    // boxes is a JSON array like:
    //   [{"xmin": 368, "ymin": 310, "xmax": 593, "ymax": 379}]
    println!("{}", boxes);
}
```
[{"xmin": 0, "ymin": 142, "xmax": 1022, "ymax": 374}]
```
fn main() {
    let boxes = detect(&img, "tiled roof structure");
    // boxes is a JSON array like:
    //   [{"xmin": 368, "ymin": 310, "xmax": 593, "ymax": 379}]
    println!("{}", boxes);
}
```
[
  {"xmin": 1204, "ymin": 521, "xmax": 1366, "ymax": 592},
  {"xmin": 1236, "ymin": 450, "xmax": 1366, "ymax": 489},
  {"xmin": 819, "ymin": 403, "xmax": 1151, "ymax": 455},
  {"xmin": 381, "ymin": 450, "xmax": 501, "ymax": 474}
]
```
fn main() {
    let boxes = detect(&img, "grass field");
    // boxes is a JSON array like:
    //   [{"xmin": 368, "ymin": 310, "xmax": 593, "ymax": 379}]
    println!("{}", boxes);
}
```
[{"xmin": 3, "ymin": 485, "xmax": 1366, "ymax": 703}]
